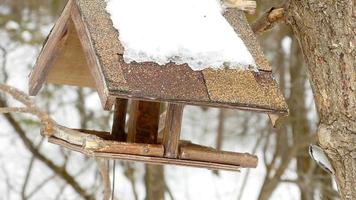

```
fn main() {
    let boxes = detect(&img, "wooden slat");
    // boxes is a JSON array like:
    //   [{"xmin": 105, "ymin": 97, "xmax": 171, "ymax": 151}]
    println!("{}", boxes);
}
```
[
  {"xmin": 127, "ymin": 100, "xmax": 160, "ymax": 144},
  {"xmin": 49, "ymin": 137, "xmax": 241, "ymax": 171},
  {"xmin": 71, "ymin": 2, "xmax": 113, "ymax": 110},
  {"xmin": 73, "ymin": 129, "xmax": 113, "ymax": 140},
  {"xmin": 29, "ymin": 0, "xmax": 73, "ymax": 95},
  {"xmin": 96, "ymin": 142, "xmax": 164, "ymax": 157},
  {"xmin": 111, "ymin": 98, "xmax": 128, "ymax": 141},
  {"xmin": 46, "ymin": 19, "xmax": 96, "ymax": 88},
  {"xmin": 179, "ymin": 143, "xmax": 258, "ymax": 168},
  {"xmin": 162, "ymin": 104, "xmax": 184, "ymax": 158}
]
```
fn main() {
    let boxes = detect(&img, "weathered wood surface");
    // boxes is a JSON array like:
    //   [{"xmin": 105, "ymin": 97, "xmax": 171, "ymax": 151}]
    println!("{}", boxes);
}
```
[
  {"xmin": 111, "ymin": 98, "xmax": 128, "ymax": 141},
  {"xmin": 29, "ymin": 0, "xmax": 72, "ymax": 95},
  {"xmin": 71, "ymin": 2, "xmax": 114, "ymax": 110},
  {"xmin": 162, "ymin": 104, "xmax": 184, "ymax": 158},
  {"xmin": 179, "ymin": 143, "xmax": 258, "ymax": 168},
  {"xmin": 48, "ymin": 126, "xmax": 163, "ymax": 157},
  {"xmin": 46, "ymin": 19, "xmax": 96, "ymax": 88},
  {"xmin": 127, "ymin": 100, "xmax": 160, "ymax": 144},
  {"xmin": 49, "ymin": 137, "xmax": 242, "ymax": 171},
  {"xmin": 96, "ymin": 142, "xmax": 164, "ymax": 157}
]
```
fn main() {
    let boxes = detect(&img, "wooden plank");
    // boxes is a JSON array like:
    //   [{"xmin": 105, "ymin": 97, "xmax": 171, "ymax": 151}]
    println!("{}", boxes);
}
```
[
  {"xmin": 49, "ymin": 137, "xmax": 242, "ymax": 171},
  {"xmin": 127, "ymin": 100, "xmax": 160, "ymax": 144},
  {"xmin": 73, "ymin": 129, "xmax": 113, "ymax": 140},
  {"xmin": 111, "ymin": 98, "xmax": 128, "ymax": 141},
  {"xmin": 112, "ymin": 94, "xmax": 288, "ymax": 115},
  {"xmin": 162, "ymin": 104, "xmax": 184, "ymax": 158},
  {"xmin": 29, "ymin": 0, "xmax": 73, "ymax": 95},
  {"xmin": 71, "ymin": 2, "xmax": 112, "ymax": 110},
  {"xmin": 97, "ymin": 142, "xmax": 164, "ymax": 157},
  {"xmin": 46, "ymin": 19, "xmax": 96, "ymax": 88},
  {"xmin": 179, "ymin": 143, "xmax": 258, "ymax": 168}
]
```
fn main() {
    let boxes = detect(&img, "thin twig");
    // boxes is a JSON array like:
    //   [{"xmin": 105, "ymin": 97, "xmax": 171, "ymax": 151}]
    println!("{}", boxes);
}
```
[
  {"xmin": 21, "ymin": 138, "xmax": 44, "ymax": 200},
  {"xmin": 112, "ymin": 160, "xmax": 116, "ymax": 200},
  {"xmin": 124, "ymin": 163, "xmax": 139, "ymax": 200},
  {"xmin": 27, "ymin": 174, "xmax": 56, "ymax": 199},
  {"xmin": 97, "ymin": 158, "xmax": 111, "ymax": 200}
]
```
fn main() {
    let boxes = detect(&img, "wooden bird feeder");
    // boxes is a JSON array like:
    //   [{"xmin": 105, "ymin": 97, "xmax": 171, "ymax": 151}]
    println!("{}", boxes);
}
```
[{"xmin": 29, "ymin": 0, "xmax": 288, "ymax": 172}]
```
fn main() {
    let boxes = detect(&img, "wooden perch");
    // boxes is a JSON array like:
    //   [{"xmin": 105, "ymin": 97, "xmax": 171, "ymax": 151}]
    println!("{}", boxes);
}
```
[
  {"xmin": 252, "ymin": 7, "xmax": 285, "ymax": 34},
  {"xmin": 224, "ymin": 0, "xmax": 256, "ymax": 14},
  {"xmin": 179, "ymin": 142, "xmax": 258, "ymax": 168},
  {"xmin": 49, "ymin": 137, "xmax": 242, "ymax": 172},
  {"xmin": 47, "ymin": 126, "xmax": 164, "ymax": 157}
]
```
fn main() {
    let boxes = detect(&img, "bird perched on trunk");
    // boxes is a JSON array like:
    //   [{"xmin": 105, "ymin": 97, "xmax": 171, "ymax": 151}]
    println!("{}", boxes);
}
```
[
  {"xmin": 223, "ymin": 0, "xmax": 257, "ymax": 14},
  {"xmin": 309, "ymin": 144, "xmax": 335, "ymax": 175}
]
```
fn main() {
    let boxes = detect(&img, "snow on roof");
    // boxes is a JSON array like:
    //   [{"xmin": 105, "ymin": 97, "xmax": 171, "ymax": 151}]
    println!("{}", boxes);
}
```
[{"xmin": 106, "ymin": 0, "xmax": 256, "ymax": 71}]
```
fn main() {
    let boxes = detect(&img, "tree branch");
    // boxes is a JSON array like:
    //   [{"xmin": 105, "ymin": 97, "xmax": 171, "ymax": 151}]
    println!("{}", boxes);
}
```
[
  {"xmin": 0, "ymin": 94, "xmax": 94, "ymax": 199},
  {"xmin": 252, "ymin": 7, "xmax": 286, "ymax": 34},
  {"xmin": 97, "ymin": 159, "xmax": 111, "ymax": 200}
]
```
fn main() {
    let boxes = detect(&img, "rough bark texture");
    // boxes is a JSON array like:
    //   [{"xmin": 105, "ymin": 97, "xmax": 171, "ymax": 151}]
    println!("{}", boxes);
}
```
[
  {"xmin": 144, "ymin": 165, "xmax": 165, "ymax": 200},
  {"xmin": 287, "ymin": 1, "xmax": 356, "ymax": 199},
  {"xmin": 288, "ymin": 37, "xmax": 313, "ymax": 200}
]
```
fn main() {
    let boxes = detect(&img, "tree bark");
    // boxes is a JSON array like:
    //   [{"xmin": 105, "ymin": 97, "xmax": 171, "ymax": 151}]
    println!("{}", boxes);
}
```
[
  {"xmin": 144, "ymin": 165, "xmax": 165, "ymax": 200},
  {"xmin": 287, "ymin": 1, "xmax": 356, "ymax": 199}
]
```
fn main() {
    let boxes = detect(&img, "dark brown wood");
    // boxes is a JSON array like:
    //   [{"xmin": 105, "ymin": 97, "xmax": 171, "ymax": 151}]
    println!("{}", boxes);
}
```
[
  {"xmin": 29, "ymin": 0, "xmax": 73, "ymax": 95},
  {"xmin": 97, "ymin": 142, "xmax": 164, "ymax": 157},
  {"xmin": 111, "ymin": 98, "xmax": 128, "ymax": 141},
  {"xmin": 162, "ymin": 104, "xmax": 184, "ymax": 158},
  {"xmin": 179, "ymin": 143, "xmax": 258, "ymax": 168},
  {"xmin": 127, "ymin": 100, "xmax": 160, "ymax": 144},
  {"xmin": 49, "ymin": 137, "xmax": 242, "ymax": 171}
]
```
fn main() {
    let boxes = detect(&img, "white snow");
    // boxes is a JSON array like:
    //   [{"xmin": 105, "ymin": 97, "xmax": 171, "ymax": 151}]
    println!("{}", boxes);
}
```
[
  {"xmin": 106, "ymin": 0, "xmax": 257, "ymax": 71},
  {"xmin": 5, "ymin": 21, "xmax": 20, "ymax": 30}
]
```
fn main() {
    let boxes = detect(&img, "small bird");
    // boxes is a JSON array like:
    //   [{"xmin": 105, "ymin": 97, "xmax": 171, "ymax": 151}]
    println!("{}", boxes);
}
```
[
  {"xmin": 309, "ymin": 144, "xmax": 335, "ymax": 175},
  {"xmin": 223, "ymin": 0, "xmax": 257, "ymax": 14}
]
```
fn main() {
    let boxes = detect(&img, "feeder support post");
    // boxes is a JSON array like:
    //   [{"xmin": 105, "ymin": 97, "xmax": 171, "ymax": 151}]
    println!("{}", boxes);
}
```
[
  {"xmin": 162, "ymin": 104, "xmax": 184, "ymax": 158},
  {"xmin": 127, "ymin": 100, "xmax": 161, "ymax": 144},
  {"xmin": 111, "ymin": 98, "xmax": 128, "ymax": 141}
]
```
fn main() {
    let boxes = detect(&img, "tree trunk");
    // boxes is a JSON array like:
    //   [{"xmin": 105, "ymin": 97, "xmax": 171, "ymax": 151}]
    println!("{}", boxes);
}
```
[
  {"xmin": 287, "ymin": 1, "xmax": 356, "ymax": 199},
  {"xmin": 144, "ymin": 165, "xmax": 165, "ymax": 200}
]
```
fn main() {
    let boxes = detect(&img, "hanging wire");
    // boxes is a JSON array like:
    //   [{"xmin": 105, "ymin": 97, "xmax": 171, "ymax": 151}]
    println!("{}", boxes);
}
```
[{"xmin": 111, "ymin": 160, "xmax": 116, "ymax": 200}]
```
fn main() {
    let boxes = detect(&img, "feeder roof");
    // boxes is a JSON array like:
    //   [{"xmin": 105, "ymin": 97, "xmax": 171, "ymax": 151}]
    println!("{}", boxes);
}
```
[{"xmin": 29, "ymin": 0, "xmax": 288, "ymax": 115}]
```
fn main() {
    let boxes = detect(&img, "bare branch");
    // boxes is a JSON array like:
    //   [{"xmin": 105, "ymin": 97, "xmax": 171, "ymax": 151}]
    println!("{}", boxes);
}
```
[
  {"xmin": 252, "ymin": 7, "xmax": 286, "ymax": 34},
  {"xmin": 0, "ymin": 96, "xmax": 94, "ymax": 200},
  {"xmin": 123, "ymin": 163, "xmax": 139, "ymax": 200},
  {"xmin": 0, "ymin": 84, "xmax": 56, "ymax": 136},
  {"xmin": 21, "ymin": 138, "xmax": 44, "ymax": 200},
  {"xmin": 97, "ymin": 159, "xmax": 111, "ymax": 200}
]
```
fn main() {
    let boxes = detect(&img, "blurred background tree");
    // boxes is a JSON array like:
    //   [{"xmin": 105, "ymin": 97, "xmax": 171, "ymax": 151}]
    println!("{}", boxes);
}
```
[{"xmin": 0, "ymin": 0, "xmax": 339, "ymax": 199}]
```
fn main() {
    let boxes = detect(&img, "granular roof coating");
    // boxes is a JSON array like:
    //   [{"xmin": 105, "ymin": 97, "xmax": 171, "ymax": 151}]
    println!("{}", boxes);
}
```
[{"xmin": 73, "ymin": 0, "xmax": 288, "ymax": 113}]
